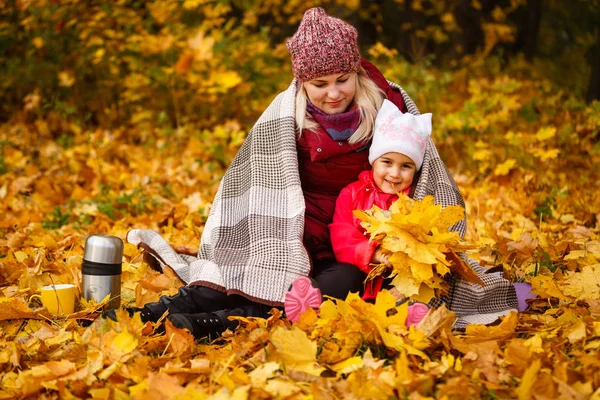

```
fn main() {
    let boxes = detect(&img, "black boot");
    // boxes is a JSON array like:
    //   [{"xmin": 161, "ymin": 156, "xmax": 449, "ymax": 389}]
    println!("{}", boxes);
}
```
[
  {"xmin": 103, "ymin": 306, "xmax": 158, "ymax": 324},
  {"xmin": 167, "ymin": 312, "xmax": 230, "ymax": 341},
  {"xmin": 167, "ymin": 302, "xmax": 273, "ymax": 340}
]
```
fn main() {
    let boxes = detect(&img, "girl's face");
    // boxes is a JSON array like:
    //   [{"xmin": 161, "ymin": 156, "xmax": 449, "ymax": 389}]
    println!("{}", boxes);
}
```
[
  {"xmin": 372, "ymin": 152, "xmax": 417, "ymax": 194},
  {"xmin": 304, "ymin": 72, "xmax": 357, "ymax": 114}
]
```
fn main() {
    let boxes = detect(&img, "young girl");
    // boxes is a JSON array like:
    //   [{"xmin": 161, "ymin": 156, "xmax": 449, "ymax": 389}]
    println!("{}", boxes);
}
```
[
  {"xmin": 329, "ymin": 99, "xmax": 432, "ymax": 326},
  {"xmin": 285, "ymin": 104, "xmax": 533, "ymax": 328},
  {"xmin": 284, "ymin": 100, "xmax": 431, "ymax": 324}
]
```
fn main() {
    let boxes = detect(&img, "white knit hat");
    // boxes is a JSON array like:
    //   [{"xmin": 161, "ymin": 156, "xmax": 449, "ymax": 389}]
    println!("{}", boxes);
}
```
[{"xmin": 368, "ymin": 99, "xmax": 432, "ymax": 169}]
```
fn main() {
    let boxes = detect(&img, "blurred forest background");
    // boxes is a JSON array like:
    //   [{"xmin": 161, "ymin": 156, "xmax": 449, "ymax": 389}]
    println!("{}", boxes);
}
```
[{"xmin": 2, "ymin": 0, "xmax": 599, "ymax": 129}]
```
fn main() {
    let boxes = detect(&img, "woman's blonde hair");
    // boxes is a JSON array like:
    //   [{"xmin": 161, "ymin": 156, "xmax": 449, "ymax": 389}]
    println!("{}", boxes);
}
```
[{"xmin": 295, "ymin": 67, "xmax": 385, "ymax": 144}]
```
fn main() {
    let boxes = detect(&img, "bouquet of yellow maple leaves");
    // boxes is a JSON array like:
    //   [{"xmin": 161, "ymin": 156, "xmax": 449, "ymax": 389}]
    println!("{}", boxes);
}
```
[{"xmin": 354, "ymin": 194, "xmax": 484, "ymax": 303}]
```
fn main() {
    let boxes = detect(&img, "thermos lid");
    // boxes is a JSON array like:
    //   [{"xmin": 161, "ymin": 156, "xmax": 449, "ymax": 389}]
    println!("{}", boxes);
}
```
[{"xmin": 83, "ymin": 234, "xmax": 124, "ymax": 265}]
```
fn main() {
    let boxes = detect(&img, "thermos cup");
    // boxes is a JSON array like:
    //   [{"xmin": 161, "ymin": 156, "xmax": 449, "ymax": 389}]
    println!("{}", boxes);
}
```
[{"xmin": 82, "ymin": 234, "xmax": 123, "ymax": 310}]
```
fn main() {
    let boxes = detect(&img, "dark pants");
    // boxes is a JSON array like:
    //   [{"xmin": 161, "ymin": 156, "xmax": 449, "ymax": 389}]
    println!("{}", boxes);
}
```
[
  {"xmin": 143, "ymin": 259, "xmax": 366, "ymax": 330},
  {"xmin": 312, "ymin": 259, "xmax": 367, "ymax": 299}
]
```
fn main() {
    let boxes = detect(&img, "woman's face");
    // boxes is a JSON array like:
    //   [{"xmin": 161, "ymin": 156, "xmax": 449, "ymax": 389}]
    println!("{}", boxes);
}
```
[
  {"xmin": 304, "ymin": 72, "xmax": 357, "ymax": 114},
  {"xmin": 372, "ymin": 152, "xmax": 417, "ymax": 194}
]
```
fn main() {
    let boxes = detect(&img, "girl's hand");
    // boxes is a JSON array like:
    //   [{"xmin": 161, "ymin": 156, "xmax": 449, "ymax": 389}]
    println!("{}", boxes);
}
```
[
  {"xmin": 372, "ymin": 248, "xmax": 392, "ymax": 267},
  {"xmin": 389, "ymin": 287, "xmax": 407, "ymax": 304}
]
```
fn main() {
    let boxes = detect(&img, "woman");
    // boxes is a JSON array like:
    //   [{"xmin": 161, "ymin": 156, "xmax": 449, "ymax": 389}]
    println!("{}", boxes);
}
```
[{"xmin": 113, "ymin": 8, "xmax": 520, "ymax": 338}]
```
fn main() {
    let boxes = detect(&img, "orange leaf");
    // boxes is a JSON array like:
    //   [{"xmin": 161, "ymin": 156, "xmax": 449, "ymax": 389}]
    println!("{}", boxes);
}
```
[
  {"xmin": 174, "ymin": 52, "xmax": 193, "ymax": 75},
  {"xmin": 163, "ymin": 319, "xmax": 196, "ymax": 357}
]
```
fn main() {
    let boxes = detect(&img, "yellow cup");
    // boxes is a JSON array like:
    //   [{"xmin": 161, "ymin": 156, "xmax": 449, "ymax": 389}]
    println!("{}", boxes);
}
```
[{"xmin": 30, "ymin": 284, "xmax": 76, "ymax": 315}]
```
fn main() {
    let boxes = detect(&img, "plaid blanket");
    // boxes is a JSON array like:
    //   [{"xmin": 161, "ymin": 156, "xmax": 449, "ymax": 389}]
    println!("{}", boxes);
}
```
[{"xmin": 127, "ymin": 78, "xmax": 517, "ymax": 326}]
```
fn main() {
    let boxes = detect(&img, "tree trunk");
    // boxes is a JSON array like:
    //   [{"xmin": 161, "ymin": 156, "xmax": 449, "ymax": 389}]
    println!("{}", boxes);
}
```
[
  {"xmin": 452, "ymin": 0, "xmax": 484, "ymax": 56},
  {"xmin": 586, "ymin": 28, "xmax": 600, "ymax": 102},
  {"xmin": 514, "ymin": 0, "xmax": 542, "ymax": 60}
]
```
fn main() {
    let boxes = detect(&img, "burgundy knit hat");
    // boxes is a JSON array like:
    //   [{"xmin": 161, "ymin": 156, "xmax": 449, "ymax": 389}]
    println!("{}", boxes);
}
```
[{"xmin": 286, "ymin": 7, "xmax": 361, "ymax": 82}]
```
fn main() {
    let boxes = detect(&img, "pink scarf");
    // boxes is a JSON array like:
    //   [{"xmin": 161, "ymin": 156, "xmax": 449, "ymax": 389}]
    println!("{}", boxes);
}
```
[{"xmin": 307, "ymin": 101, "xmax": 361, "ymax": 141}]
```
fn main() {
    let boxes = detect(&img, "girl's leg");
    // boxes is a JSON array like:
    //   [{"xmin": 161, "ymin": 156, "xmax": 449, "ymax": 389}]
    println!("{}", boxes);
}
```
[
  {"xmin": 283, "ymin": 259, "xmax": 366, "ymax": 322},
  {"xmin": 312, "ymin": 259, "xmax": 367, "ymax": 299}
]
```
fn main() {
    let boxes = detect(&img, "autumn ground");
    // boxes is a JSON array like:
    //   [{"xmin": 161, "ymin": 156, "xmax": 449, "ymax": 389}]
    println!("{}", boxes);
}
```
[{"xmin": 1, "ymin": 55, "xmax": 600, "ymax": 399}]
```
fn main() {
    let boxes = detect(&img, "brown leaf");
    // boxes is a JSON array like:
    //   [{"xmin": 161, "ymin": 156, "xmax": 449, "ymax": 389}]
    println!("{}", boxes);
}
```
[
  {"xmin": 416, "ymin": 303, "xmax": 456, "ymax": 337},
  {"xmin": 0, "ymin": 297, "xmax": 50, "ymax": 320},
  {"xmin": 507, "ymin": 232, "xmax": 538, "ymax": 260},
  {"xmin": 445, "ymin": 251, "xmax": 485, "ymax": 286}
]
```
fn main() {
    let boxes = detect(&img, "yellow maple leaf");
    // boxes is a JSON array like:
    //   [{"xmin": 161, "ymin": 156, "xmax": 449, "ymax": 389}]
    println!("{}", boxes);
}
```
[
  {"xmin": 269, "ymin": 326, "xmax": 324, "ymax": 376},
  {"xmin": 410, "ymin": 259, "xmax": 435, "ymax": 282},
  {"xmin": 411, "ymin": 282, "xmax": 437, "ymax": 303},
  {"xmin": 564, "ymin": 319, "xmax": 587, "ymax": 344},
  {"xmin": 390, "ymin": 269, "xmax": 421, "ymax": 298},
  {"xmin": 209, "ymin": 70, "xmax": 242, "ymax": 93},
  {"xmin": 383, "ymin": 232, "xmax": 439, "ymax": 264},
  {"xmin": 434, "ymin": 205, "xmax": 465, "ymax": 232},
  {"xmin": 463, "ymin": 312, "xmax": 518, "ymax": 343},
  {"xmin": 188, "ymin": 31, "xmax": 214, "ymax": 60},
  {"xmin": 329, "ymin": 356, "xmax": 363, "ymax": 374},
  {"xmin": 103, "ymin": 327, "xmax": 139, "ymax": 363},
  {"xmin": 183, "ymin": 0, "xmax": 209, "ymax": 10},
  {"xmin": 494, "ymin": 159, "xmax": 517, "ymax": 176},
  {"xmin": 317, "ymin": 331, "xmax": 362, "ymax": 364},
  {"xmin": 247, "ymin": 362, "xmax": 279, "ymax": 386},
  {"xmin": 562, "ymin": 265, "xmax": 600, "ymax": 300},
  {"xmin": 530, "ymin": 273, "xmax": 569, "ymax": 300},
  {"xmin": 535, "ymin": 126, "xmax": 556, "ymax": 141},
  {"xmin": 14, "ymin": 251, "xmax": 28, "ymax": 263},
  {"xmin": 345, "ymin": 291, "xmax": 430, "ymax": 358},
  {"xmin": 473, "ymin": 148, "xmax": 492, "ymax": 161},
  {"xmin": 163, "ymin": 319, "xmax": 196, "ymax": 358},
  {"xmin": 0, "ymin": 297, "xmax": 48, "ymax": 320},
  {"xmin": 531, "ymin": 147, "xmax": 560, "ymax": 160},
  {"xmin": 264, "ymin": 378, "xmax": 302, "ymax": 398},
  {"xmin": 57, "ymin": 71, "xmax": 75, "ymax": 88},
  {"xmin": 515, "ymin": 359, "xmax": 541, "ymax": 400}
]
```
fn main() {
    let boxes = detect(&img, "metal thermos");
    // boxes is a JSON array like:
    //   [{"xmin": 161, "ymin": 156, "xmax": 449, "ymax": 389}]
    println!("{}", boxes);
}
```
[{"xmin": 82, "ymin": 234, "xmax": 123, "ymax": 310}]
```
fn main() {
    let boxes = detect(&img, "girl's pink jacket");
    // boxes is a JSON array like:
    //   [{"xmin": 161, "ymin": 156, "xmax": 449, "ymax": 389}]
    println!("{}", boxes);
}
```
[{"xmin": 329, "ymin": 170, "xmax": 409, "ymax": 300}]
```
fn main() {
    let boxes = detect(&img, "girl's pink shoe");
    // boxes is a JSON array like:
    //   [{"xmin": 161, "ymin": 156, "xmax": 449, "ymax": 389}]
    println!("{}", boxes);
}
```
[
  {"xmin": 284, "ymin": 276, "xmax": 322, "ymax": 322},
  {"xmin": 405, "ymin": 302, "xmax": 429, "ymax": 327}
]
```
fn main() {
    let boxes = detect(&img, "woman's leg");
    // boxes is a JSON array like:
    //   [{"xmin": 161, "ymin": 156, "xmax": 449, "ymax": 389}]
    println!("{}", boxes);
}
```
[
  {"xmin": 312, "ymin": 259, "xmax": 367, "ymax": 299},
  {"xmin": 107, "ymin": 283, "xmax": 275, "ymax": 339},
  {"xmin": 142, "ymin": 284, "xmax": 233, "ymax": 318},
  {"xmin": 449, "ymin": 263, "xmax": 519, "ymax": 330},
  {"xmin": 167, "ymin": 300, "xmax": 274, "ymax": 340}
]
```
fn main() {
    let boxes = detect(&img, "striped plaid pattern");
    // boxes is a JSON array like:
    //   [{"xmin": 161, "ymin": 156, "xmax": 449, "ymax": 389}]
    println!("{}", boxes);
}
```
[{"xmin": 127, "ymin": 78, "xmax": 517, "ymax": 327}]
